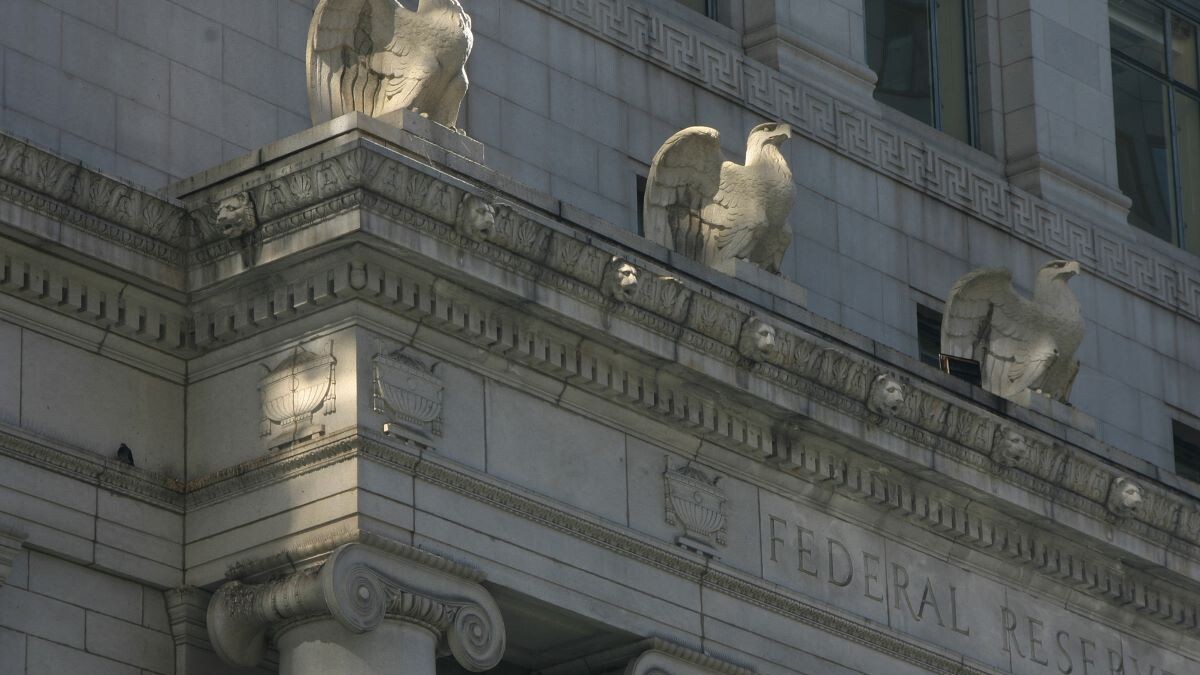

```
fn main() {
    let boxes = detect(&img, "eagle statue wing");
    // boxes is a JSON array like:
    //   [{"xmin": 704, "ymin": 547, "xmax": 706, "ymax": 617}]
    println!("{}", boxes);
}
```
[
  {"xmin": 307, "ymin": 0, "xmax": 426, "ymax": 124},
  {"xmin": 644, "ymin": 127, "xmax": 726, "ymax": 261},
  {"xmin": 941, "ymin": 268, "xmax": 1059, "ymax": 399},
  {"xmin": 706, "ymin": 163, "xmax": 768, "ymax": 265}
]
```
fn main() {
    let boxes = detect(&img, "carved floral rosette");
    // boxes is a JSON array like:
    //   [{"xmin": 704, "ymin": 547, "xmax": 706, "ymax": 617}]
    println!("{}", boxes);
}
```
[
  {"xmin": 663, "ymin": 459, "xmax": 727, "ymax": 554},
  {"xmin": 207, "ymin": 539, "xmax": 505, "ymax": 671},
  {"xmin": 373, "ymin": 350, "xmax": 443, "ymax": 437},
  {"xmin": 259, "ymin": 342, "xmax": 337, "ymax": 450}
]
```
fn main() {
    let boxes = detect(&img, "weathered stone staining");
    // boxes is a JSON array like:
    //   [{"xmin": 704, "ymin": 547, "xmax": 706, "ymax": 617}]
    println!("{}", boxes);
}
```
[
  {"xmin": 644, "ymin": 123, "xmax": 795, "ymax": 274},
  {"xmin": 207, "ymin": 533, "xmax": 505, "ymax": 675},
  {"xmin": 601, "ymin": 257, "xmax": 640, "ymax": 302},
  {"xmin": 738, "ymin": 316, "xmax": 778, "ymax": 362},
  {"xmin": 307, "ymin": 0, "xmax": 473, "ymax": 128},
  {"xmin": 0, "ymin": 523, "xmax": 25, "ymax": 587},
  {"xmin": 941, "ymin": 260, "xmax": 1084, "ymax": 405},
  {"xmin": 866, "ymin": 373, "xmax": 905, "ymax": 418}
]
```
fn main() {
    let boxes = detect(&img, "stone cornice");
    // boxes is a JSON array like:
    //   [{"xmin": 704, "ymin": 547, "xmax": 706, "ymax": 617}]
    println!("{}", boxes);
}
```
[
  {"xmin": 0, "ymin": 134, "xmax": 188, "ymax": 267},
  {"xmin": 0, "ymin": 422, "xmax": 184, "ymax": 510},
  {"xmin": 207, "ymin": 535, "xmax": 505, "ymax": 671},
  {"xmin": 164, "ymin": 134, "xmax": 1200, "ymax": 569},
  {"xmin": 519, "ymin": 0, "xmax": 1200, "ymax": 327}
]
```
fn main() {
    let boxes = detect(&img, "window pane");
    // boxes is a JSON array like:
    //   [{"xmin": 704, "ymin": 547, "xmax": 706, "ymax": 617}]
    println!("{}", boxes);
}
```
[
  {"xmin": 936, "ymin": 0, "xmax": 972, "ymax": 144},
  {"xmin": 866, "ymin": 0, "xmax": 935, "ymax": 126},
  {"xmin": 1111, "ymin": 0, "xmax": 1166, "ymax": 72},
  {"xmin": 1177, "ymin": 91, "xmax": 1200, "ymax": 254},
  {"xmin": 1171, "ymin": 13, "xmax": 1198, "ymax": 88},
  {"xmin": 1113, "ymin": 59, "xmax": 1177, "ymax": 242},
  {"xmin": 675, "ymin": 0, "xmax": 712, "ymax": 16}
]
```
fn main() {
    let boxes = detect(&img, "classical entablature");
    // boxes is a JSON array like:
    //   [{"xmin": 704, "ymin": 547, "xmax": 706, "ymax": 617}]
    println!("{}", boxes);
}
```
[{"xmin": 1, "ymin": 113, "xmax": 1200, "ymax": 673}]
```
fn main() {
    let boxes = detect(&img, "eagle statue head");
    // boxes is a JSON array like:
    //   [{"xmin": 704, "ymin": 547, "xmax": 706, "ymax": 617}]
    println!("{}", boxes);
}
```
[{"xmin": 747, "ymin": 122, "xmax": 792, "ymax": 149}]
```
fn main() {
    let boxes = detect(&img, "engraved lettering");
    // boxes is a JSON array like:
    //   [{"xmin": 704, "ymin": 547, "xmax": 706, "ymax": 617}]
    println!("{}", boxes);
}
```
[
  {"xmin": 828, "ymin": 538, "xmax": 852, "ymax": 587},
  {"xmin": 862, "ymin": 552, "xmax": 884, "ymax": 602},
  {"xmin": 1001, "ymin": 606, "xmax": 1025, "ymax": 657},
  {"xmin": 797, "ymin": 526, "xmax": 817, "ymax": 577},
  {"xmin": 769, "ymin": 516, "xmax": 785, "ymax": 563},
  {"xmin": 1029, "ymin": 617, "xmax": 1048, "ymax": 666},
  {"xmin": 916, "ymin": 577, "xmax": 945, "ymax": 626},
  {"xmin": 1057, "ymin": 630, "xmax": 1074, "ymax": 674},
  {"xmin": 893, "ymin": 563, "xmax": 920, "ymax": 621},
  {"xmin": 1081, "ymin": 637, "xmax": 1096, "ymax": 675},
  {"xmin": 949, "ymin": 585, "xmax": 970, "ymax": 636},
  {"xmin": 1108, "ymin": 648, "xmax": 1124, "ymax": 675}
]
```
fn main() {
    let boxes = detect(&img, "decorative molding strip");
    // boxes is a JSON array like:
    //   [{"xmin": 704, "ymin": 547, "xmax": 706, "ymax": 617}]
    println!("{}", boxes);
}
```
[
  {"xmin": 524, "ymin": 0, "xmax": 1200, "ymax": 325},
  {"xmin": 0, "ymin": 424, "xmax": 184, "ymax": 510},
  {"xmin": 182, "ymin": 434, "xmax": 1200, "ymax": 648},
  {"xmin": 0, "ymin": 134, "xmax": 188, "ymax": 264},
  {"xmin": 624, "ymin": 640, "xmax": 757, "ymax": 675}
]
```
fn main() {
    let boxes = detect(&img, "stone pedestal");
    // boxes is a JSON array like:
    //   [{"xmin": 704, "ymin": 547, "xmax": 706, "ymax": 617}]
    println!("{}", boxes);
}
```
[{"xmin": 206, "ymin": 532, "xmax": 506, "ymax": 675}]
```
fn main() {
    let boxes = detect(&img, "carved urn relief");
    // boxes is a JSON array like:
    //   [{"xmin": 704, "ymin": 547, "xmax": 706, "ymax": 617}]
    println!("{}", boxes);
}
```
[
  {"xmin": 663, "ymin": 459, "xmax": 727, "ymax": 556},
  {"xmin": 374, "ymin": 349, "xmax": 443, "ymax": 439},
  {"xmin": 260, "ymin": 342, "xmax": 337, "ymax": 450}
]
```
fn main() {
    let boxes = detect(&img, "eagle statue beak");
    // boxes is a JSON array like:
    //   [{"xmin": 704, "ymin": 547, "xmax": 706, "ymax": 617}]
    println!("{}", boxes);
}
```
[
  {"xmin": 1063, "ymin": 261, "xmax": 1080, "ymax": 277},
  {"xmin": 772, "ymin": 123, "xmax": 792, "ymax": 144}
]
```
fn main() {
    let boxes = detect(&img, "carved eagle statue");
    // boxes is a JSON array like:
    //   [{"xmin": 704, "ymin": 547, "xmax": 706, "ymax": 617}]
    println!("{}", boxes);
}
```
[
  {"xmin": 306, "ymin": 0, "xmax": 473, "ymax": 127},
  {"xmin": 643, "ymin": 123, "xmax": 795, "ymax": 273},
  {"xmin": 940, "ymin": 260, "xmax": 1084, "ymax": 403}
]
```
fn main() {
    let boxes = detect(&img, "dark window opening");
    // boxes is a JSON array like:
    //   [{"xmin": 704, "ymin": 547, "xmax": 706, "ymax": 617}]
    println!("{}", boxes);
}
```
[
  {"xmin": 917, "ymin": 304, "xmax": 983, "ymax": 385},
  {"xmin": 636, "ymin": 174, "xmax": 648, "ymax": 236},
  {"xmin": 917, "ymin": 304, "xmax": 943, "ymax": 368},
  {"xmin": 676, "ymin": 0, "xmax": 720, "ymax": 19},
  {"xmin": 1110, "ymin": 0, "xmax": 1200, "ymax": 255},
  {"xmin": 864, "ymin": 0, "xmax": 979, "ymax": 147},
  {"xmin": 1175, "ymin": 420, "xmax": 1200, "ymax": 482}
]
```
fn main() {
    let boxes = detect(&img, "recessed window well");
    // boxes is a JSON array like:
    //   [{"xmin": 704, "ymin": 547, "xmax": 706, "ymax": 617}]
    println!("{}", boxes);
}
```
[{"xmin": 1175, "ymin": 419, "xmax": 1200, "ymax": 483}]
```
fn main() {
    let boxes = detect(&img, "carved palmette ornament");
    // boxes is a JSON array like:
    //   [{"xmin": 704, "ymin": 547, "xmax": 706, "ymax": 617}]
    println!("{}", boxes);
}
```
[
  {"xmin": 663, "ymin": 458, "xmax": 727, "ymax": 555},
  {"xmin": 374, "ymin": 350, "xmax": 443, "ymax": 437},
  {"xmin": 259, "ymin": 342, "xmax": 337, "ymax": 450}
]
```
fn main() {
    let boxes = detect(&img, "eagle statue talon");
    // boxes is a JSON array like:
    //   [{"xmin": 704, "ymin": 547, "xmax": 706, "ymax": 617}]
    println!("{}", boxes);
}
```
[
  {"xmin": 643, "ymin": 123, "xmax": 796, "ymax": 274},
  {"xmin": 306, "ymin": 0, "xmax": 473, "ymax": 128},
  {"xmin": 940, "ymin": 260, "xmax": 1084, "ymax": 404}
]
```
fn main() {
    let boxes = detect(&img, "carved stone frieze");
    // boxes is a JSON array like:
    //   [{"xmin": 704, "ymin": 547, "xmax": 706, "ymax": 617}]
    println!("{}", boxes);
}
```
[
  {"xmin": 1107, "ymin": 476, "xmax": 1146, "ymax": 520},
  {"xmin": 454, "ymin": 193, "xmax": 496, "ymax": 242},
  {"xmin": 373, "ymin": 348, "xmax": 443, "ymax": 439},
  {"xmin": 208, "ymin": 534, "xmax": 505, "ymax": 671},
  {"xmin": 663, "ymin": 459, "xmax": 727, "ymax": 555},
  {"xmin": 991, "ymin": 426, "xmax": 1032, "ymax": 469},
  {"xmin": 260, "ymin": 342, "xmax": 337, "ymax": 450},
  {"xmin": 866, "ymin": 373, "xmax": 905, "ymax": 419},
  {"xmin": 0, "ymin": 134, "xmax": 187, "ymax": 262},
  {"xmin": 600, "ymin": 257, "xmax": 640, "ymax": 303},
  {"xmin": 737, "ymin": 317, "xmax": 777, "ymax": 362}
]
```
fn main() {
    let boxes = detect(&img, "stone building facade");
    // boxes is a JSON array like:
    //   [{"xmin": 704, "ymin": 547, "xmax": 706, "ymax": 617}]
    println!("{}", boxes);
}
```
[{"xmin": 0, "ymin": 0, "xmax": 1198, "ymax": 674}]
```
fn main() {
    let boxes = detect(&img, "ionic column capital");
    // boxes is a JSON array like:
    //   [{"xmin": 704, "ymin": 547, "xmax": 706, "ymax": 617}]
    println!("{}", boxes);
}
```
[
  {"xmin": 624, "ymin": 640, "xmax": 754, "ymax": 675},
  {"xmin": 207, "ymin": 533, "xmax": 505, "ymax": 672}
]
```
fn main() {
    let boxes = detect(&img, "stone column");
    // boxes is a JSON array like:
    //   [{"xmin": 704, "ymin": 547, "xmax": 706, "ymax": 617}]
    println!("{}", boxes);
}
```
[
  {"xmin": 742, "ymin": 0, "xmax": 878, "ymax": 105},
  {"xmin": 996, "ymin": 0, "xmax": 1130, "ymax": 224},
  {"xmin": 206, "ymin": 534, "xmax": 506, "ymax": 675},
  {"xmin": 0, "ymin": 524, "xmax": 26, "ymax": 586}
]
